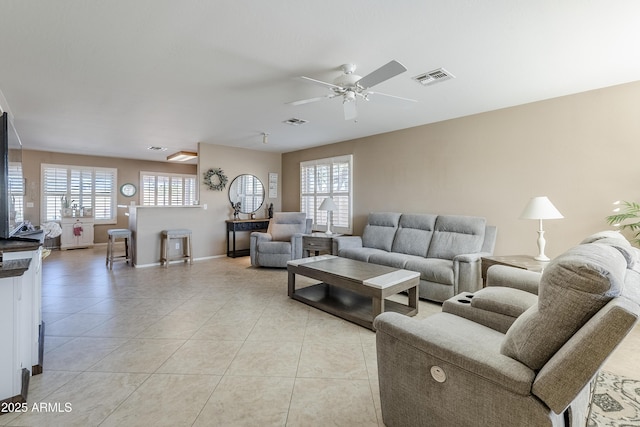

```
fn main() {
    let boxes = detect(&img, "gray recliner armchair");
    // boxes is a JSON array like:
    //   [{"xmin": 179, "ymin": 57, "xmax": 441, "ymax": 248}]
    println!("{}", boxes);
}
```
[
  {"xmin": 250, "ymin": 212, "xmax": 312, "ymax": 268},
  {"xmin": 374, "ymin": 234, "xmax": 640, "ymax": 427}
]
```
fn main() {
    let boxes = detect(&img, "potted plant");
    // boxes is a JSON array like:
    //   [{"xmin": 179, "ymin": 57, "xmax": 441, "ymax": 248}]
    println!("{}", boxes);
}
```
[
  {"xmin": 60, "ymin": 196, "xmax": 74, "ymax": 218},
  {"xmin": 605, "ymin": 201, "xmax": 640, "ymax": 246}
]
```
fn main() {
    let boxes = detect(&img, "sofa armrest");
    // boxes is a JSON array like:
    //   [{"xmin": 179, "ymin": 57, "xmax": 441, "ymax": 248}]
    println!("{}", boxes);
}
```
[
  {"xmin": 250, "ymin": 231, "xmax": 273, "ymax": 266},
  {"xmin": 374, "ymin": 312, "xmax": 535, "ymax": 395},
  {"xmin": 486, "ymin": 265, "xmax": 541, "ymax": 295},
  {"xmin": 453, "ymin": 252, "xmax": 488, "ymax": 294},
  {"xmin": 333, "ymin": 235, "xmax": 363, "ymax": 255},
  {"xmin": 291, "ymin": 232, "xmax": 305, "ymax": 259}
]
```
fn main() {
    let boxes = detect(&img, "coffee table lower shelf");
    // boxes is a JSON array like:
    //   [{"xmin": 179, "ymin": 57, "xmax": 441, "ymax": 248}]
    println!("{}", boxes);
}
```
[{"xmin": 292, "ymin": 283, "xmax": 417, "ymax": 330}]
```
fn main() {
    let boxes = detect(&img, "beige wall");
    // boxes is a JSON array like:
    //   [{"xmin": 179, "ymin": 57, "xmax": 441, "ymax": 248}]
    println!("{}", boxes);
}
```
[
  {"xmin": 21, "ymin": 144, "xmax": 280, "ymax": 257},
  {"xmin": 22, "ymin": 150, "xmax": 196, "ymax": 243},
  {"xmin": 197, "ymin": 142, "xmax": 281, "ymax": 256},
  {"xmin": 282, "ymin": 81, "xmax": 640, "ymax": 259}
]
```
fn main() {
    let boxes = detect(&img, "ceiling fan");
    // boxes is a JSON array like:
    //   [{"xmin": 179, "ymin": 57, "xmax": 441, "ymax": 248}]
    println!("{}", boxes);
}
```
[{"xmin": 288, "ymin": 60, "xmax": 417, "ymax": 121}]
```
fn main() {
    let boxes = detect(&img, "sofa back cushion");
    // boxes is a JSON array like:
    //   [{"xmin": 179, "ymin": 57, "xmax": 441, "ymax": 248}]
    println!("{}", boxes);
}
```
[
  {"xmin": 500, "ymin": 243, "xmax": 626, "ymax": 370},
  {"xmin": 426, "ymin": 215, "xmax": 486, "ymax": 260},
  {"xmin": 362, "ymin": 212, "xmax": 401, "ymax": 252},
  {"xmin": 391, "ymin": 213, "xmax": 437, "ymax": 257},
  {"xmin": 268, "ymin": 212, "xmax": 309, "ymax": 241}
]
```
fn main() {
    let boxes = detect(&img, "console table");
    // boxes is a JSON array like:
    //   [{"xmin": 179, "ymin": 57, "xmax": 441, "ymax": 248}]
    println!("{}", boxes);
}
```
[{"xmin": 226, "ymin": 219, "xmax": 270, "ymax": 258}]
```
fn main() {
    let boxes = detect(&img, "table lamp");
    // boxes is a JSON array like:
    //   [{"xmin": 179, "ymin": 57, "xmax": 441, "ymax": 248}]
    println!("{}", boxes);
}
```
[
  {"xmin": 520, "ymin": 196, "xmax": 564, "ymax": 261},
  {"xmin": 319, "ymin": 197, "xmax": 337, "ymax": 234}
]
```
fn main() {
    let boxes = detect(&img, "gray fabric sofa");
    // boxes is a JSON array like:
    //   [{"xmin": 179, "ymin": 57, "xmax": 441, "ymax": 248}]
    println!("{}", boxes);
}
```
[
  {"xmin": 374, "ymin": 232, "xmax": 640, "ymax": 427},
  {"xmin": 334, "ymin": 212, "xmax": 497, "ymax": 302}
]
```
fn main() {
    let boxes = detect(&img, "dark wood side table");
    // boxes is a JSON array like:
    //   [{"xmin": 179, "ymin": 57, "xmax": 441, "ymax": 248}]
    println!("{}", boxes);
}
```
[
  {"xmin": 481, "ymin": 255, "xmax": 548, "ymax": 287},
  {"xmin": 303, "ymin": 233, "xmax": 342, "ymax": 257},
  {"xmin": 226, "ymin": 219, "xmax": 270, "ymax": 258}
]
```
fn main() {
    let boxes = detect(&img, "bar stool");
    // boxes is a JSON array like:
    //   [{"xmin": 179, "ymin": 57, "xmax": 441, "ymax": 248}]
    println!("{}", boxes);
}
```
[
  {"xmin": 106, "ymin": 228, "xmax": 132, "ymax": 270},
  {"xmin": 160, "ymin": 229, "xmax": 193, "ymax": 267}
]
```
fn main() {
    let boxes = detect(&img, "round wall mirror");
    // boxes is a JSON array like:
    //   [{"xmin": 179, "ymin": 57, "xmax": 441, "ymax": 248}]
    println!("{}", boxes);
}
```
[{"xmin": 228, "ymin": 174, "xmax": 265, "ymax": 214}]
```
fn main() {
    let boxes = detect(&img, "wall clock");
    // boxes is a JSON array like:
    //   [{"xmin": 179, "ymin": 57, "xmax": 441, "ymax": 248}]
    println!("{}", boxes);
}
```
[{"xmin": 120, "ymin": 183, "xmax": 137, "ymax": 197}]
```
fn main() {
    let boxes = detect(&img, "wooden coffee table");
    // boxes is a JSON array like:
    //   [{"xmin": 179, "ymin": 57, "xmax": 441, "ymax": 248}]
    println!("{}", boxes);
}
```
[{"xmin": 287, "ymin": 255, "xmax": 420, "ymax": 330}]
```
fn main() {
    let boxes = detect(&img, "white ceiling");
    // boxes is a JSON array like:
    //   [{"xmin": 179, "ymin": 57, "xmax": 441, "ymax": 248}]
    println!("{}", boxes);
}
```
[{"xmin": 2, "ymin": 1, "xmax": 640, "ymax": 163}]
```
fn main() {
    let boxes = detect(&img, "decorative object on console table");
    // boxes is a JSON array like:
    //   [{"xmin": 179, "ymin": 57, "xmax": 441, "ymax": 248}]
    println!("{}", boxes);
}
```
[
  {"xmin": 481, "ymin": 255, "xmax": 548, "ymax": 287},
  {"xmin": 519, "ymin": 196, "xmax": 564, "ymax": 261},
  {"xmin": 303, "ymin": 232, "xmax": 342, "ymax": 257},
  {"xmin": 226, "ymin": 219, "xmax": 269, "ymax": 257},
  {"xmin": 318, "ymin": 197, "xmax": 337, "ymax": 234}
]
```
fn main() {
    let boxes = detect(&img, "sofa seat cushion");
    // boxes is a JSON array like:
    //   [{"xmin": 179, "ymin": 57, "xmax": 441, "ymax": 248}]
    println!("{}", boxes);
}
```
[
  {"xmin": 369, "ymin": 252, "xmax": 410, "ymax": 269},
  {"xmin": 339, "ymin": 247, "xmax": 389, "ymax": 263},
  {"xmin": 427, "ymin": 215, "xmax": 486, "ymax": 260},
  {"xmin": 404, "ymin": 256, "xmax": 454, "ymax": 286},
  {"xmin": 257, "ymin": 241, "xmax": 292, "ymax": 255},
  {"xmin": 501, "ymin": 243, "xmax": 627, "ymax": 370}
]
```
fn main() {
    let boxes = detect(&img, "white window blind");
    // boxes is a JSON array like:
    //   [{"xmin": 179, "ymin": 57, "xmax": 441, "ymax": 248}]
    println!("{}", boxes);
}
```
[
  {"xmin": 8, "ymin": 163, "xmax": 24, "ymax": 223},
  {"xmin": 140, "ymin": 171, "xmax": 197, "ymax": 206},
  {"xmin": 41, "ymin": 164, "xmax": 117, "ymax": 223},
  {"xmin": 300, "ymin": 155, "xmax": 353, "ymax": 234}
]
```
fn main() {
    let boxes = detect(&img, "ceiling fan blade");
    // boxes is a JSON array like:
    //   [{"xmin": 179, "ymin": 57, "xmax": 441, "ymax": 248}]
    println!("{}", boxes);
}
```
[
  {"xmin": 299, "ymin": 76, "xmax": 343, "ymax": 90},
  {"xmin": 343, "ymin": 100, "xmax": 358, "ymax": 121},
  {"xmin": 356, "ymin": 60, "xmax": 408, "ymax": 89},
  {"xmin": 367, "ymin": 91, "xmax": 418, "ymax": 105},
  {"xmin": 286, "ymin": 95, "xmax": 334, "ymax": 106}
]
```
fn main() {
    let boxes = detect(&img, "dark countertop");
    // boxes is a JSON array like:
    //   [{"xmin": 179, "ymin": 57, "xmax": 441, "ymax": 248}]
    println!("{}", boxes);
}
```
[
  {"xmin": 0, "ymin": 234, "xmax": 42, "ymax": 278},
  {"xmin": 0, "ymin": 258, "xmax": 32, "ymax": 278},
  {"xmin": 0, "ymin": 235, "xmax": 43, "ymax": 253}
]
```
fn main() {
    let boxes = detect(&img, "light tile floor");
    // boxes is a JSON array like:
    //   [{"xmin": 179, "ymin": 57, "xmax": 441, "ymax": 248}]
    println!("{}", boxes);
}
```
[{"xmin": 1, "ymin": 247, "xmax": 638, "ymax": 426}]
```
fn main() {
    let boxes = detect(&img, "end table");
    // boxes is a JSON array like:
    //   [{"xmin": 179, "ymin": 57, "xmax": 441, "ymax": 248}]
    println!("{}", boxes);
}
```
[{"xmin": 302, "ymin": 233, "xmax": 342, "ymax": 257}]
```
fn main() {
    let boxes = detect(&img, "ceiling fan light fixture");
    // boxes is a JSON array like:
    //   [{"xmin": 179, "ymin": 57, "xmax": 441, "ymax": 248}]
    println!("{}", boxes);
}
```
[
  {"xmin": 344, "ymin": 91, "xmax": 356, "ymax": 103},
  {"xmin": 167, "ymin": 150, "xmax": 198, "ymax": 162}
]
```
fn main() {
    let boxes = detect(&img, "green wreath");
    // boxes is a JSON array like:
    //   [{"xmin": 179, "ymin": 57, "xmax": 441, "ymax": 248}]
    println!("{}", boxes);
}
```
[{"xmin": 203, "ymin": 168, "xmax": 228, "ymax": 191}]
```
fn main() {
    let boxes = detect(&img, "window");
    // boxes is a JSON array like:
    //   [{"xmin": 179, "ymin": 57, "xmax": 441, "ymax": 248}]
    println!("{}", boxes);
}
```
[
  {"xmin": 300, "ymin": 155, "xmax": 352, "ymax": 234},
  {"xmin": 41, "ymin": 164, "xmax": 117, "ymax": 223},
  {"xmin": 9, "ymin": 163, "xmax": 24, "ymax": 223},
  {"xmin": 141, "ymin": 172, "xmax": 197, "ymax": 206}
]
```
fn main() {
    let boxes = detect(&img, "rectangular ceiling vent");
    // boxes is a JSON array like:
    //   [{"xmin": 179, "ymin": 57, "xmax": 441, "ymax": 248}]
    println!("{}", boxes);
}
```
[
  {"xmin": 413, "ymin": 68, "xmax": 455, "ymax": 86},
  {"xmin": 283, "ymin": 117, "xmax": 308, "ymax": 126}
]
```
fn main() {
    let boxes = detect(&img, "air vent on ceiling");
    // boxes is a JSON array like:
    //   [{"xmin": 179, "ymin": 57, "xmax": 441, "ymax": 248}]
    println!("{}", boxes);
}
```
[
  {"xmin": 412, "ymin": 68, "xmax": 455, "ymax": 86},
  {"xmin": 283, "ymin": 117, "xmax": 309, "ymax": 126},
  {"xmin": 147, "ymin": 146, "xmax": 167, "ymax": 151}
]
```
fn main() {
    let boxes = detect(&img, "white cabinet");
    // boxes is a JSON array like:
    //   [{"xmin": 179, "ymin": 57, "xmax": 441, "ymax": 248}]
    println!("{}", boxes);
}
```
[
  {"xmin": 61, "ymin": 217, "xmax": 94, "ymax": 249},
  {"xmin": 0, "ymin": 245, "xmax": 42, "ymax": 404}
]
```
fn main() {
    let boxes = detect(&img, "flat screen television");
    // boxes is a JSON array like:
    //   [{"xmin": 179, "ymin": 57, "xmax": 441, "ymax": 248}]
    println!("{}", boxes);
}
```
[{"xmin": 0, "ymin": 111, "xmax": 24, "ymax": 239}]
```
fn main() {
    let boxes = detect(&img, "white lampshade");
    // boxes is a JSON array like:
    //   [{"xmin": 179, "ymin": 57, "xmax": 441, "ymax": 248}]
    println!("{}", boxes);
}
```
[
  {"xmin": 520, "ymin": 196, "xmax": 564, "ymax": 220},
  {"xmin": 319, "ymin": 197, "xmax": 337, "ymax": 234},
  {"xmin": 319, "ymin": 197, "xmax": 337, "ymax": 211},
  {"xmin": 520, "ymin": 196, "xmax": 563, "ymax": 262}
]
